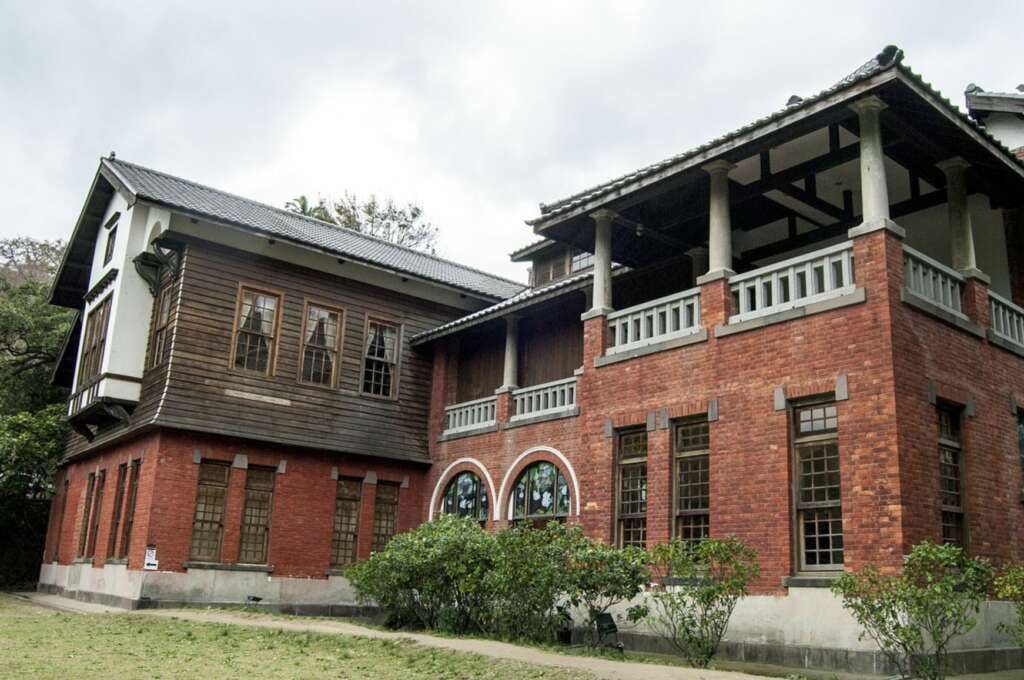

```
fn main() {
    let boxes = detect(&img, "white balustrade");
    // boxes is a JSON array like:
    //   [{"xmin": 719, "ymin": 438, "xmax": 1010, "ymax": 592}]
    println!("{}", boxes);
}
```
[
  {"xmin": 903, "ymin": 245, "xmax": 965, "ymax": 317},
  {"xmin": 511, "ymin": 377, "xmax": 577, "ymax": 421},
  {"xmin": 606, "ymin": 288, "xmax": 701, "ymax": 354},
  {"xmin": 729, "ymin": 242, "xmax": 856, "ymax": 323},
  {"xmin": 443, "ymin": 396, "xmax": 497, "ymax": 434},
  {"xmin": 990, "ymin": 291, "xmax": 1024, "ymax": 349}
]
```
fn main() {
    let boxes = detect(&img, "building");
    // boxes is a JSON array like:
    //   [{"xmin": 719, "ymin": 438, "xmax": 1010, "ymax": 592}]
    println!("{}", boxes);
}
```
[{"xmin": 40, "ymin": 46, "xmax": 1024, "ymax": 673}]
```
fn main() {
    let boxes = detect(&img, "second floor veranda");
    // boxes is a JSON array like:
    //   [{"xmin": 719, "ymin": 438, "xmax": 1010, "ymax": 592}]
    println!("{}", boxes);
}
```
[{"xmin": 413, "ymin": 48, "xmax": 1024, "ymax": 437}]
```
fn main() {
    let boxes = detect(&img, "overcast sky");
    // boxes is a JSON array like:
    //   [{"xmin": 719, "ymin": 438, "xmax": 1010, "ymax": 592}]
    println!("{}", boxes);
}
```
[{"xmin": 1, "ymin": 1, "xmax": 1021, "ymax": 282}]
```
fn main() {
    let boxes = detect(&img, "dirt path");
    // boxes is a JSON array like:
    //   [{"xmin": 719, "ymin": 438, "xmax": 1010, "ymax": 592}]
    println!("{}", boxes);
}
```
[{"xmin": 22, "ymin": 593, "xmax": 763, "ymax": 680}]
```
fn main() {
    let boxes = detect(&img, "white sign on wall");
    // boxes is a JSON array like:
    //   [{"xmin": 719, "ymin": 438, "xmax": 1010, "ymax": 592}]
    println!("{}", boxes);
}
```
[{"xmin": 143, "ymin": 546, "xmax": 158, "ymax": 571}]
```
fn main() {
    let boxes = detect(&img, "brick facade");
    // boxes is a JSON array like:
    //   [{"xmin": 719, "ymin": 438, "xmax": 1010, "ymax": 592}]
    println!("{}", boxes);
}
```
[
  {"xmin": 429, "ymin": 227, "xmax": 1024, "ymax": 595},
  {"xmin": 45, "ymin": 429, "xmax": 427, "ymax": 578}
]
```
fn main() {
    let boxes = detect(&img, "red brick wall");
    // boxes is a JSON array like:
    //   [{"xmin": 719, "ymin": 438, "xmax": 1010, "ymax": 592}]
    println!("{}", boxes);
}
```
[
  {"xmin": 432, "ymin": 229, "xmax": 912, "ymax": 593},
  {"xmin": 49, "ymin": 428, "xmax": 427, "ymax": 578}
]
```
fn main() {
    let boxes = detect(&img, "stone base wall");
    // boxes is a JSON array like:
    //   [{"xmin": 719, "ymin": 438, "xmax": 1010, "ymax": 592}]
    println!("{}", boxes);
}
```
[{"xmin": 38, "ymin": 562, "xmax": 1023, "ymax": 675}]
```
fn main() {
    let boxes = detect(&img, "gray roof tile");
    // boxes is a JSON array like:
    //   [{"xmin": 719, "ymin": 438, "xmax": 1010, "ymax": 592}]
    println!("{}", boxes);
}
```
[{"xmin": 104, "ymin": 158, "xmax": 524, "ymax": 300}]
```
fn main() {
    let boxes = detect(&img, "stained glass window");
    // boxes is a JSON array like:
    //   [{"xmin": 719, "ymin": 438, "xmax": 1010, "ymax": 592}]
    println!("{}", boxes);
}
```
[
  {"xmin": 508, "ymin": 461, "xmax": 570, "ymax": 524},
  {"xmin": 441, "ymin": 471, "xmax": 489, "ymax": 522}
]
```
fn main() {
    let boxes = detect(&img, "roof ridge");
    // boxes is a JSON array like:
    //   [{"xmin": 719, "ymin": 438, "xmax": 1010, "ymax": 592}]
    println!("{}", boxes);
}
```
[
  {"xmin": 104, "ymin": 157, "xmax": 524, "ymax": 290},
  {"xmin": 533, "ymin": 44, "xmax": 907, "ymax": 221}
]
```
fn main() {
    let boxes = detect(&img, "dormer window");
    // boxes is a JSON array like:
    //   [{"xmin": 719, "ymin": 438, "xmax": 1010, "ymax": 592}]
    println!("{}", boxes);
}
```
[{"xmin": 102, "ymin": 213, "xmax": 120, "ymax": 266}]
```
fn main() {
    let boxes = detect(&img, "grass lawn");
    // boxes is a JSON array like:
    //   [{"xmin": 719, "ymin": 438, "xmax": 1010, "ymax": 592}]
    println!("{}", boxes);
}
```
[{"xmin": 0, "ymin": 595, "xmax": 594, "ymax": 680}]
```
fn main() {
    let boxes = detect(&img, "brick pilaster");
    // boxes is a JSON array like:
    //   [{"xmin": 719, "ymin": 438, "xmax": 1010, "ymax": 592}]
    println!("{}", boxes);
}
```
[
  {"xmin": 961, "ymin": 276, "xmax": 991, "ymax": 329},
  {"xmin": 699, "ymin": 276, "xmax": 732, "ymax": 329}
]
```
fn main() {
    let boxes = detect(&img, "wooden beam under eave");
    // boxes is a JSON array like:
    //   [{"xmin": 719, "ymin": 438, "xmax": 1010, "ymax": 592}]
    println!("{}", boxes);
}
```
[{"xmin": 741, "ymin": 188, "xmax": 948, "ymax": 263}]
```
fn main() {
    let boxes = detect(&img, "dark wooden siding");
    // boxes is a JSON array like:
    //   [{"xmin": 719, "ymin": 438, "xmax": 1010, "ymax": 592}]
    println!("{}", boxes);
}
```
[
  {"xmin": 454, "ymin": 322, "xmax": 504, "ymax": 402},
  {"xmin": 147, "ymin": 237, "xmax": 465, "ymax": 463},
  {"xmin": 518, "ymin": 293, "xmax": 584, "ymax": 387}
]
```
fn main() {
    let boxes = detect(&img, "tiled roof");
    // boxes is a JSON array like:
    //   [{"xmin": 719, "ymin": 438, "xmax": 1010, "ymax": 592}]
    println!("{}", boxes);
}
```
[
  {"xmin": 103, "ymin": 158, "xmax": 524, "ymax": 301},
  {"xmin": 531, "ymin": 45, "xmax": 1024, "ymax": 225},
  {"xmin": 411, "ymin": 270, "xmax": 595, "ymax": 344}
]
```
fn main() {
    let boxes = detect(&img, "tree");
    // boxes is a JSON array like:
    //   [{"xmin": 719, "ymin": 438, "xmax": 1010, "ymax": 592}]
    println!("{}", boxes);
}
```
[
  {"xmin": 0, "ymin": 237, "xmax": 72, "ymax": 586},
  {"xmin": 832, "ymin": 541, "xmax": 994, "ymax": 680},
  {"xmin": 285, "ymin": 192, "xmax": 439, "ymax": 254}
]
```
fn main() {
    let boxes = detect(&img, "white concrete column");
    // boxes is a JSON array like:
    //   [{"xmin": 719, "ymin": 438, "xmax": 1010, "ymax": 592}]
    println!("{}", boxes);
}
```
[
  {"xmin": 851, "ymin": 96, "xmax": 890, "ymax": 222},
  {"xmin": 698, "ymin": 160, "xmax": 736, "ymax": 283},
  {"xmin": 588, "ymin": 209, "xmax": 614, "ymax": 314},
  {"xmin": 937, "ymin": 157, "xmax": 980, "ymax": 274},
  {"xmin": 686, "ymin": 246, "xmax": 709, "ymax": 281},
  {"xmin": 500, "ymin": 316, "xmax": 519, "ymax": 390}
]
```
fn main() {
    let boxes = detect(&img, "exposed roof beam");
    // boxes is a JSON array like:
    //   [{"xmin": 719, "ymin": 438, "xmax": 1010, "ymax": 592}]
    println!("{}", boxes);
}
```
[{"xmin": 742, "ymin": 188, "xmax": 947, "ymax": 262}]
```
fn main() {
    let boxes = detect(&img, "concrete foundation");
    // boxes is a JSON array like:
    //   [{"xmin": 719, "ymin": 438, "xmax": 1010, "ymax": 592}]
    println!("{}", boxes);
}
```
[{"xmin": 37, "ymin": 562, "xmax": 1023, "ymax": 675}]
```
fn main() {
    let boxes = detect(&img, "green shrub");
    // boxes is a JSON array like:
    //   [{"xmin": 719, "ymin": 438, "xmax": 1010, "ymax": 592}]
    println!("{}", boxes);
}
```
[
  {"xmin": 346, "ymin": 515, "xmax": 497, "ymax": 632},
  {"xmin": 646, "ymin": 537, "xmax": 759, "ymax": 667},
  {"xmin": 832, "ymin": 541, "xmax": 994, "ymax": 680},
  {"xmin": 995, "ymin": 565, "xmax": 1024, "ymax": 647},
  {"xmin": 483, "ymin": 522, "xmax": 577, "ymax": 641},
  {"xmin": 562, "ymin": 534, "xmax": 650, "ymax": 644}
]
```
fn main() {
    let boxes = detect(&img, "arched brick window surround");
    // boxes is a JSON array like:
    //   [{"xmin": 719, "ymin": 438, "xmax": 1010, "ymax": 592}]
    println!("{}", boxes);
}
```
[
  {"xmin": 498, "ymin": 446, "xmax": 581, "ymax": 521},
  {"xmin": 428, "ymin": 458, "xmax": 498, "ymax": 521}
]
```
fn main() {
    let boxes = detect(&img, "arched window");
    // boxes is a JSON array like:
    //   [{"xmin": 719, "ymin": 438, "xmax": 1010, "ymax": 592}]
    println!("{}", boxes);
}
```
[
  {"xmin": 508, "ymin": 461, "xmax": 570, "ymax": 526},
  {"xmin": 440, "ymin": 471, "xmax": 489, "ymax": 521}
]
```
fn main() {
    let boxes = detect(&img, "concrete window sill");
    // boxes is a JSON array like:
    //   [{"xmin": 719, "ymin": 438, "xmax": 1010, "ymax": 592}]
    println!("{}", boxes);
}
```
[
  {"xmin": 183, "ymin": 561, "xmax": 274, "ymax": 573},
  {"xmin": 783, "ymin": 575, "xmax": 839, "ymax": 588}
]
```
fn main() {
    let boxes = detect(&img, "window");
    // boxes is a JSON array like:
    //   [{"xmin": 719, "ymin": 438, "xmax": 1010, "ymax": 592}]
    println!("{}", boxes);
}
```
[
  {"xmin": 149, "ymin": 282, "xmax": 174, "ymax": 368},
  {"xmin": 107, "ymin": 463, "xmax": 128, "ymax": 558},
  {"xmin": 532, "ymin": 251, "xmax": 569, "ymax": 287},
  {"xmin": 85, "ymin": 469, "xmax": 106, "ymax": 559},
  {"xmin": 77, "ymin": 472, "xmax": 96, "ymax": 557},
  {"xmin": 232, "ymin": 287, "xmax": 281, "ymax": 374},
  {"xmin": 938, "ymin": 406, "xmax": 965, "ymax": 547},
  {"xmin": 793, "ymin": 402, "xmax": 843, "ymax": 571},
  {"xmin": 570, "ymin": 249, "xmax": 593, "ymax": 272},
  {"xmin": 440, "ymin": 471, "xmax": 489, "ymax": 522},
  {"xmin": 509, "ymin": 461, "xmax": 570, "ymax": 526},
  {"xmin": 78, "ymin": 296, "xmax": 112, "ymax": 387},
  {"xmin": 53, "ymin": 477, "xmax": 69, "ymax": 562},
  {"xmin": 331, "ymin": 478, "xmax": 362, "ymax": 568},
  {"xmin": 118, "ymin": 459, "xmax": 141, "ymax": 559},
  {"xmin": 103, "ymin": 224, "xmax": 117, "ymax": 266},
  {"xmin": 362, "ymin": 320, "xmax": 399, "ymax": 398},
  {"xmin": 1017, "ymin": 409, "xmax": 1024, "ymax": 476},
  {"xmin": 189, "ymin": 461, "xmax": 229, "ymax": 562},
  {"xmin": 616, "ymin": 429, "xmax": 648, "ymax": 548},
  {"xmin": 239, "ymin": 467, "xmax": 275, "ymax": 564},
  {"xmin": 372, "ymin": 482, "xmax": 400, "ymax": 552},
  {"xmin": 301, "ymin": 303, "xmax": 342, "ymax": 386},
  {"xmin": 674, "ymin": 419, "xmax": 710, "ymax": 543}
]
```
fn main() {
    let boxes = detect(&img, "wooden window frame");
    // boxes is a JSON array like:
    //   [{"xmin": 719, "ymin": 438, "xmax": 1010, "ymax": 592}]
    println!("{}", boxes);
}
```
[
  {"xmin": 77, "ymin": 472, "xmax": 96, "ymax": 557},
  {"xmin": 77, "ymin": 294, "xmax": 113, "ymax": 388},
  {"xmin": 189, "ymin": 460, "xmax": 231, "ymax": 562},
  {"xmin": 53, "ymin": 476, "xmax": 69, "ymax": 562},
  {"xmin": 359, "ymin": 315, "xmax": 403, "ymax": 400},
  {"xmin": 148, "ymin": 279, "xmax": 176, "ymax": 369},
  {"xmin": 937, "ymin": 403, "xmax": 968, "ymax": 549},
  {"xmin": 331, "ymin": 477, "xmax": 363, "ymax": 568},
  {"xmin": 570, "ymin": 249, "xmax": 593, "ymax": 273},
  {"xmin": 673, "ymin": 417, "xmax": 710, "ymax": 544},
  {"xmin": 790, "ymin": 400, "xmax": 844, "ymax": 573},
  {"xmin": 1017, "ymin": 408, "xmax": 1024, "ymax": 477},
  {"xmin": 371, "ymin": 481, "xmax": 401, "ymax": 552},
  {"xmin": 106, "ymin": 463, "xmax": 128, "ymax": 558},
  {"xmin": 298, "ymin": 299, "xmax": 345, "ymax": 388},
  {"xmin": 118, "ymin": 459, "xmax": 141, "ymax": 560},
  {"xmin": 228, "ymin": 283, "xmax": 284, "ymax": 377},
  {"xmin": 615, "ymin": 427, "xmax": 648, "ymax": 549},
  {"xmin": 103, "ymin": 223, "xmax": 118, "ymax": 266},
  {"xmin": 238, "ymin": 466, "xmax": 276, "ymax": 565},
  {"xmin": 85, "ymin": 469, "xmax": 106, "ymax": 559}
]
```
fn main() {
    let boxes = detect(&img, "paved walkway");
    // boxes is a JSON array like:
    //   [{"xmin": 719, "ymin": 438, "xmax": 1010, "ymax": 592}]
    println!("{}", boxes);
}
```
[{"xmin": 17, "ymin": 593, "xmax": 1024, "ymax": 680}]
